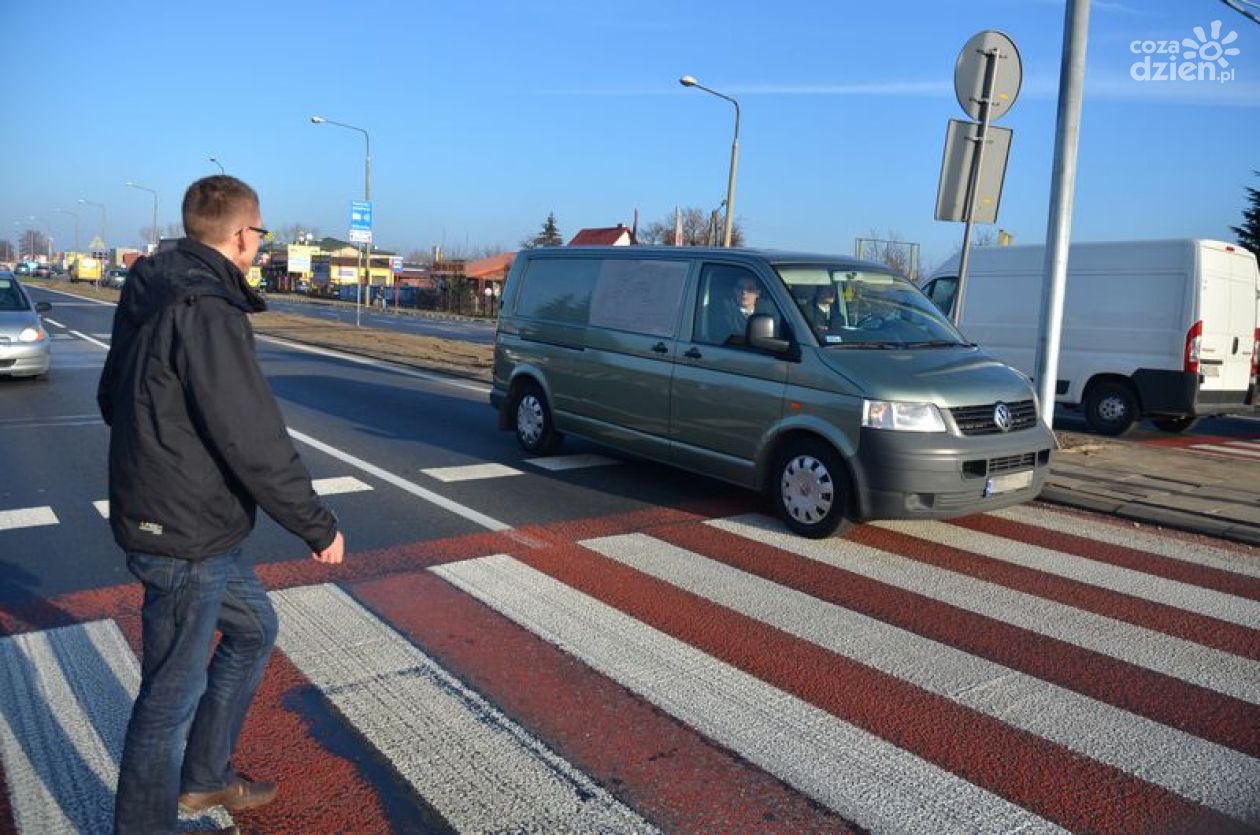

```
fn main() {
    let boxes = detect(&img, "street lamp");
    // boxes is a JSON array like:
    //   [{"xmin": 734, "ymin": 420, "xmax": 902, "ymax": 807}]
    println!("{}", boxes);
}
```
[
  {"xmin": 680, "ymin": 75, "xmax": 740, "ymax": 248},
  {"xmin": 209, "ymin": 157, "xmax": 225, "ymax": 174},
  {"xmin": 310, "ymin": 114, "xmax": 372, "ymax": 326},
  {"xmin": 54, "ymin": 208, "xmax": 80, "ymax": 252},
  {"xmin": 79, "ymin": 199, "xmax": 109, "ymax": 252},
  {"xmin": 29, "ymin": 215, "xmax": 53, "ymax": 260},
  {"xmin": 126, "ymin": 181, "xmax": 159, "ymax": 251}
]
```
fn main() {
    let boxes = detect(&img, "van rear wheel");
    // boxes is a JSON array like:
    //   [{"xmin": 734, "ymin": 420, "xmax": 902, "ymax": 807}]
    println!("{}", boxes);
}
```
[
  {"xmin": 1084, "ymin": 381, "xmax": 1138, "ymax": 436},
  {"xmin": 773, "ymin": 439, "xmax": 853, "ymax": 539},
  {"xmin": 513, "ymin": 382, "xmax": 562, "ymax": 455},
  {"xmin": 1151, "ymin": 415, "xmax": 1200, "ymax": 433}
]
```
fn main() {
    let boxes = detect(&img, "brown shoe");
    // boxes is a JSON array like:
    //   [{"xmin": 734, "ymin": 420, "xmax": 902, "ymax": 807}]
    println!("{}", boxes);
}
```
[{"xmin": 179, "ymin": 776, "xmax": 277, "ymax": 814}]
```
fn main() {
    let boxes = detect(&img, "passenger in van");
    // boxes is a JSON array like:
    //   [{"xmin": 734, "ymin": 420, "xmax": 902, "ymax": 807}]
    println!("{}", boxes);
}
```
[
  {"xmin": 713, "ymin": 276, "xmax": 774, "ymax": 345},
  {"xmin": 806, "ymin": 285, "xmax": 837, "ymax": 335}
]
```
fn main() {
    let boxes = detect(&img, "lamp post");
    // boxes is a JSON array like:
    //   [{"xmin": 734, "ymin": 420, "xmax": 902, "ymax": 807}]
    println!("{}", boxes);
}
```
[
  {"xmin": 679, "ymin": 75, "xmax": 740, "ymax": 248},
  {"xmin": 29, "ymin": 215, "xmax": 53, "ymax": 260},
  {"xmin": 209, "ymin": 157, "xmax": 225, "ymax": 174},
  {"xmin": 79, "ymin": 199, "xmax": 108, "ymax": 252},
  {"xmin": 126, "ymin": 182, "xmax": 159, "ymax": 251},
  {"xmin": 310, "ymin": 115, "xmax": 372, "ymax": 327},
  {"xmin": 54, "ymin": 208, "xmax": 80, "ymax": 252}
]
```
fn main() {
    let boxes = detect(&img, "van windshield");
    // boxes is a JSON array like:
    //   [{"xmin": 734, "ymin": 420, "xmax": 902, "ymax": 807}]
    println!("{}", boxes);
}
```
[{"xmin": 774, "ymin": 265, "xmax": 969, "ymax": 348}]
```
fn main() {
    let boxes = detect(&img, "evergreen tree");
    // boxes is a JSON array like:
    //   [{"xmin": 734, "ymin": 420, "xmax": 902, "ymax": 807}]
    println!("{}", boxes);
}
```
[
  {"xmin": 1232, "ymin": 170, "xmax": 1260, "ymax": 256},
  {"xmin": 522, "ymin": 212, "xmax": 564, "ymax": 248}
]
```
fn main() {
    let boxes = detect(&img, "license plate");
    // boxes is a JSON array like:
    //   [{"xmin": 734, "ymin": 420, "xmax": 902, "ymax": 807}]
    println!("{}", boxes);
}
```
[{"xmin": 985, "ymin": 469, "xmax": 1034, "ymax": 497}]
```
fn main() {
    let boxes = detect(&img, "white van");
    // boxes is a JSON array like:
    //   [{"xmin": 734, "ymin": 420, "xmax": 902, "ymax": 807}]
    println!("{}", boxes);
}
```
[{"xmin": 922, "ymin": 239, "xmax": 1259, "ymax": 435}]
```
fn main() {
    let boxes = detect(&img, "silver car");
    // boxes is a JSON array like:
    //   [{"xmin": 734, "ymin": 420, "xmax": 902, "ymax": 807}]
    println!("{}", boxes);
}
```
[{"xmin": 0, "ymin": 272, "xmax": 52, "ymax": 379}]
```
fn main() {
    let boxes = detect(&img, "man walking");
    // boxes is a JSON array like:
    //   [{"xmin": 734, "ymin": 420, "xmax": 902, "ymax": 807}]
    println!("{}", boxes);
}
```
[{"xmin": 98, "ymin": 175, "xmax": 345, "ymax": 835}]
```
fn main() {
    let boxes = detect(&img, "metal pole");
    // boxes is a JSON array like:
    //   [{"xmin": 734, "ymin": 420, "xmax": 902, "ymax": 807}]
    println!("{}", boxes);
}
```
[
  {"xmin": 363, "ymin": 130, "xmax": 371, "ymax": 328},
  {"xmin": 951, "ymin": 46, "xmax": 1001, "ymax": 326},
  {"xmin": 56, "ymin": 209, "xmax": 80, "ymax": 252},
  {"xmin": 680, "ymin": 77, "xmax": 740, "ymax": 247},
  {"xmin": 1034, "ymin": 0, "xmax": 1091, "ymax": 425}
]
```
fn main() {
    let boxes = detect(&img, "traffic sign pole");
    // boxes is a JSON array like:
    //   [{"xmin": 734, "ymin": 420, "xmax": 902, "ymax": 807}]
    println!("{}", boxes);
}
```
[{"xmin": 953, "ymin": 46, "xmax": 1000, "ymax": 327}]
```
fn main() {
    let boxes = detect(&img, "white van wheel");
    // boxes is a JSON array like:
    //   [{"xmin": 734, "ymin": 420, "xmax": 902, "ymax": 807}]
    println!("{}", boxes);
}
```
[
  {"xmin": 513, "ymin": 382, "xmax": 561, "ymax": 455},
  {"xmin": 1084, "ymin": 381, "xmax": 1138, "ymax": 436},
  {"xmin": 773, "ymin": 440, "xmax": 852, "ymax": 538}
]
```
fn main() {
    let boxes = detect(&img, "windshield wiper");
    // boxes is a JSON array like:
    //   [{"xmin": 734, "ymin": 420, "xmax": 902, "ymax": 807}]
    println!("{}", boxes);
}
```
[{"xmin": 907, "ymin": 340, "xmax": 974, "ymax": 349}]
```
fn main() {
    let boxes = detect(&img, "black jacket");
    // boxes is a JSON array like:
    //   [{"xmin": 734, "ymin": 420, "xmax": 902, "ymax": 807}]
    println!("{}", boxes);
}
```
[{"xmin": 97, "ymin": 239, "xmax": 337, "ymax": 559}]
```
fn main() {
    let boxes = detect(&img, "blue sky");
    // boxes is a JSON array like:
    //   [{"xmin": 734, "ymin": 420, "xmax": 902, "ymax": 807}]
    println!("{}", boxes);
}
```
[{"xmin": 1, "ymin": 0, "xmax": 1256, "ymax": 267}]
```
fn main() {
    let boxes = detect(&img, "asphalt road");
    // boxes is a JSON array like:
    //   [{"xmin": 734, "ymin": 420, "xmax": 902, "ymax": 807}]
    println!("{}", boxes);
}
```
[
  {"xmin": 2, "ymin": 283, "xmax": 1258, "ymax": 833},
  {"xmin": 264, "ymin": 295, "xmax": 498, "ymax": 344}
]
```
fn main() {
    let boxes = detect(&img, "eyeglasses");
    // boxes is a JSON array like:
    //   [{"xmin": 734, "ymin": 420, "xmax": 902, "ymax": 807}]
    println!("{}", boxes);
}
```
[{"xmin": 239, "ymin": 226, "xmax": 273, "ymax": 243}]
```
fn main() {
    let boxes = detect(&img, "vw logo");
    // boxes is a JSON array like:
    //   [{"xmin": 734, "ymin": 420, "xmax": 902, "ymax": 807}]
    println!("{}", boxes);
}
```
[{"xmin": 993, "ymin": 402, "xmax": 1013, "ymax": 432}]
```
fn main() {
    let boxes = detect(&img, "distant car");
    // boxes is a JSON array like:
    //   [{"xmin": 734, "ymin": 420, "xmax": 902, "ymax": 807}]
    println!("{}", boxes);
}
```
[
  {"xmin": 0, "ymin": 272, "xmax": 52, "ymax": 379},
  {"xmin": 13, "ymin": 263, "xmax": 31, "ymax": 276},
  {"xmin": 32, "ymin": 264, "xmax": 51, "ymax": 278},
  {"xmin": 102, "ymin": 267, "xmax": 128, "ymax": 289}
]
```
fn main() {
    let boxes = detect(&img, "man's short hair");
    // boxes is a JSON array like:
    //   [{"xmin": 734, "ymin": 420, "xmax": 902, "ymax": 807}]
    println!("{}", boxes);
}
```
[{"xmin": 182, "ymin": 176, "xmax": 259, "ymax": 244}]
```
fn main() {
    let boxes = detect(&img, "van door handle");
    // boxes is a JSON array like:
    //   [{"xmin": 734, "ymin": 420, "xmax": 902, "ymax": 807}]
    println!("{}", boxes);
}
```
[
  {"xmin": 1233, "ymin": 337, "xmax": 1240, "ymax": 354},
  {"xmin": 684, "ymin": 347, "xmax": 702, "ymax": 359},
  {"xmin": 651, "ymin": 341, "xmax": 669, "ymax": 354}
]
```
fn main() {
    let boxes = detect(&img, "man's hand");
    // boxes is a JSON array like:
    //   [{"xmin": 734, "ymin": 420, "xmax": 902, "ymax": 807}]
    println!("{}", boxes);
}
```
[{"xmin": 313, "ymin": 531, "xmax": 345, "ymax": 565}]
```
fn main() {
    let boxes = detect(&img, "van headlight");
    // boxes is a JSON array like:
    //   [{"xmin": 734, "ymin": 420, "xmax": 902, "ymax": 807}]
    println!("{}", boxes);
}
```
[
  {"xmin": 862, "ymin": 399, "xmax": 946, "ymax": 432},
  {"xmin": 18, "ymin": 326, "xmax": 46, "ymax": 343}
]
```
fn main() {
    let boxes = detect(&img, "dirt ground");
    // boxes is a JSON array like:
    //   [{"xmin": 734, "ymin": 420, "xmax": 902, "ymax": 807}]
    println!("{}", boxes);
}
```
[{"xmin": 27, "ymin": 279, "xmax": 494, "ymax": 382}]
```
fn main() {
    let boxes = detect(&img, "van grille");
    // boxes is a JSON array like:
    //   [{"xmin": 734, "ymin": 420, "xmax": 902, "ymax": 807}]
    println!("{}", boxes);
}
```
[
  {"xmin": 950, "ymin": 399, "xmax": 1037, "ymax": 435},
  {"xmin": 988, "ymin": 453, "xmax": 1036, "ymax": 474}
]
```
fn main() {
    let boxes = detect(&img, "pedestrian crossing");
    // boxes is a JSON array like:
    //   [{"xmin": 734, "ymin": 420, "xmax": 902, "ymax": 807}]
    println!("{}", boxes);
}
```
[
  {"xmin": 1187, "ymin": 438, "xmax": 1260, "ymax": 461},
  {"xmin": 1, "ymin": 505, "xmax": 1257, "ymax": 832}
]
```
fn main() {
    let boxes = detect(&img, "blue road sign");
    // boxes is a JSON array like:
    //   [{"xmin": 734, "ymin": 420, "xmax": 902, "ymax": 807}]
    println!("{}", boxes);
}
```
[{"xmin": 350, "ymin": 200, "xmax": 373, "ymax": 232}]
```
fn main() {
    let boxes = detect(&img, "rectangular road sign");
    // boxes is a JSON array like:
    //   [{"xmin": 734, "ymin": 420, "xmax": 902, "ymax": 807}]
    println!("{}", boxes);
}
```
[{"xmin": 935, "ymin": 119, "xmax": 1012, "ymax": 224}]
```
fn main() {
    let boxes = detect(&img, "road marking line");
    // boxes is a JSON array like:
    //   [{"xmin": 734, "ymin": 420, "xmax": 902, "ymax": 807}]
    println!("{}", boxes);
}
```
[
  {"xmin": 68, "ymin": 330, "xmax": 109, "ymax": 350},
  {"xmin": 0, "ymin": 506, "xmax": 59, "ymax": 532},
  {"xmin": 422, "ymin": 463, "xmax": 522, "ymax": 482},
  {"xmin": 581, "ymin": 532, "xmax": 1260, "ymax": 822},
  {"xmin": 93, "ymin": 501, "xmax": 110, "ymax": 519},
  {"xmin": 312, "ymin": 476, "xmax": 373, "ymax": 496},
  {"xmin": 709, "ymin": 515, "xmax": 1260, "ymax": 704},
  {"xmin": 994, "ymin": 505, "xmax": 1260, "ymax": 578},
  {"xmin": 27, "ymin": 287, "xmax": 116, "ymax": 306},
  {"xmin": 272, "ymin": 583, "xmax": 652, "ymax": 834},
  {"xmin": 287, "ymin": 428, "xmax": 509, "ymax": 531},
  {"xmin": 42, "ymin": 318, "xmax": 64, "ymax": 327},
  {"xmin": 433, "ymin": 554, "xmax": 1057, "ymax": 834},
  {"xmin": 874, "ymin": 518, "xmax": 1260, "ymax": 629},
  {"xmin": 1189, "ymin": 443, "xmax": 1260, "ymax": 459},
  {"xmin": 524, "ymin": 454, "xmax": 620, "ymax": 471},
  {"xmin": 0, "ymin": 621, "xmax": 231, "ymax": 833},
  {"xmin": 256, "ymin": 334, "xmax": 489, "ymax": 394}
]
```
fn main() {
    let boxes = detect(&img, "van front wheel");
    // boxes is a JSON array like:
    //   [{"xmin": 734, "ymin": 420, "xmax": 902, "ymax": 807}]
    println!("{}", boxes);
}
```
[
  {"xmin": 1084, "ymin": 381, "xmax": 1138, "ymax": 436},
  {"xmin": 773, "ymin": 440, "xmax": 853, "ymax": 539},
  {"xmin": 513, "ymin": 382, "xmax": 562, "ymax": 455}
]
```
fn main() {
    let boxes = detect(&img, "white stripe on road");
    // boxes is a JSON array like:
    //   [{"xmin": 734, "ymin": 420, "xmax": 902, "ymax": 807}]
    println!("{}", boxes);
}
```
[
  {"xmin": 873, "ymin": 519, "xmax": 1260, "ymax": 629},
  {"xmin": 1190, "ymin": 443, "xmax": 1260, "ymax": 459},
  {"xmin": 68, "ymin": 330, "xmax": 109, "ymax": 350},
  {"xmin": 272, "ymin": 584, "xmax": 651, "ymax": 834},
  {"xmin": 93, "ymin": 501, "xmax": 110, "ymax": 519},
  {"xmin": 0, "ymin": 621, "xmax": 230, "ymax": 833},
  {"xmin": 28, "ymin": 287, "xmax": 116, "ymax": 306},
  {"xmin": 286, "ymin": 428, "xmax": 509, "ymax": 531},
  {"xmin": 422, "ymin": 463, "xmax": 522, "ymax": 482},
  {"xmin": 581, "ymin": 532, "xmax": 1260, "ymax": 822},
  {"xmin": 709, "ymin": 515, "xmax": 1260, "ymax": 704},
  {"xmin": 433, "ymin": 554, "xmax": 1058, "ymax": 834},
  {"xmin": 42, "ymin": 318, "xmax": 64, "ymax": 328},
  {"xmin": 524, "ymin": 454, "xmax": 620, "ymax": 472},
  {"xmin": 993, "ymin": 504, "xmax": 1260, "ymax": 579},
  {"xmin": 0, "ymin": 507, "xmax": 59, "ymax": 532},
  {"xmin": 311, "ymin": 476, "xmax": 374, "ymax": 496}
]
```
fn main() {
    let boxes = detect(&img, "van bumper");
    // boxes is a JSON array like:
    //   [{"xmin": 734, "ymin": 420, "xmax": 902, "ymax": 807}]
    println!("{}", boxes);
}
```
[
  {"xmin": 1133, "ymin": 369, "xmax": 1257, "ymax": 416},
  {"xmin": 850, "ymin": 425, "xmax": 1057, "ymax": 521}
]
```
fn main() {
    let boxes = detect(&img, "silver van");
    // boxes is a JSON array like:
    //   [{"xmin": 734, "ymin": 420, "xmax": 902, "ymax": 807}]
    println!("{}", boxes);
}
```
[{"xmin": 491, "ymin": 247, "xmax": 1056, "ymax": 537}]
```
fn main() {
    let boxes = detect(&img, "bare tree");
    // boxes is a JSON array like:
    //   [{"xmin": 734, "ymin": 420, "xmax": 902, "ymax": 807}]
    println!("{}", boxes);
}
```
[
  {"xmin": 280, "ymin": 223, "xmax": 320, "ymax": 244},
  {"xmin": 0, "ymin": 239, "xmax": 15, "ymax": 261},
  {"xmin": 16, "ymin": 229, "xmax": 47, "ymax": 260},
  {"xmin": 639, "ymin": 207, "xmax": 745, "ymax": 247},
  {"xmin": 857, "ymin": 229, "xmax": 920, "ymax": 278}
]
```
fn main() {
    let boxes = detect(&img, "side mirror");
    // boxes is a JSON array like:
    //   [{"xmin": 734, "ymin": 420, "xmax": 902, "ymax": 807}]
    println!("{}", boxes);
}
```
[
  {"xmin": 747, "ymin": 313, "xmax": 792, "ymax": 354},
  {"xmin": 35, "ymin": 302, "xmax": 52, "ymax": 313}
]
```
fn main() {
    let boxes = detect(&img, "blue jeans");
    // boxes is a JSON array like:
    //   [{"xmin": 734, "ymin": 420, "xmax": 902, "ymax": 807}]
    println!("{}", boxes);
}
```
[{"xmin": 114, "ymin": 548, "xmax": 278, "ymax": 835}]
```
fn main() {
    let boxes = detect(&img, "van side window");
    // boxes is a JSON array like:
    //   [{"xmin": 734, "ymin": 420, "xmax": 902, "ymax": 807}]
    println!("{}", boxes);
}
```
[
  {"xmin": 516, "ymin": 258, "xmax": 598, "ymax": 325},
  {"xmin": 693, "ymin": 265, "xmax": 781, "ymax": 348},
  {"xmin": 925, "ymin": 276, "xmax": 958, "ymax": 317},
  {"xmin": 588, "ymin": 259, "xmax": 690, "ymax": 337}
]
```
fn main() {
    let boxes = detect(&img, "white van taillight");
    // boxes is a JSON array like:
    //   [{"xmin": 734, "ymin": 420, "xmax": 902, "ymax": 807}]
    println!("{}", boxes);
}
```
[
  {"xmin": 1252, "ymin": 327, "xmax": 1260, "ymax": 380},
  {"xmin": 1184, "ymin": 320, "xmax": 1203, "ymax": 374}
]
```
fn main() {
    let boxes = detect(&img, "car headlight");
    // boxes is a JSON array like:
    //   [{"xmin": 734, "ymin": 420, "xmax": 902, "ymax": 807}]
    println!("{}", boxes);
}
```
[
  {"xmin": 18, "ymin": 326, "xmax": 46, "ymax": 343},
  {"xmin": 862, "ymin": 399, "xmax": 946, "ymax": 432}
]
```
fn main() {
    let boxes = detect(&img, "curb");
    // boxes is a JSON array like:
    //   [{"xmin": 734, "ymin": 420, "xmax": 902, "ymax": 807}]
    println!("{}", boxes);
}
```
[{"xmin": 1039, "ymin": 485, "xmax": 1260, "ymax": 548}]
